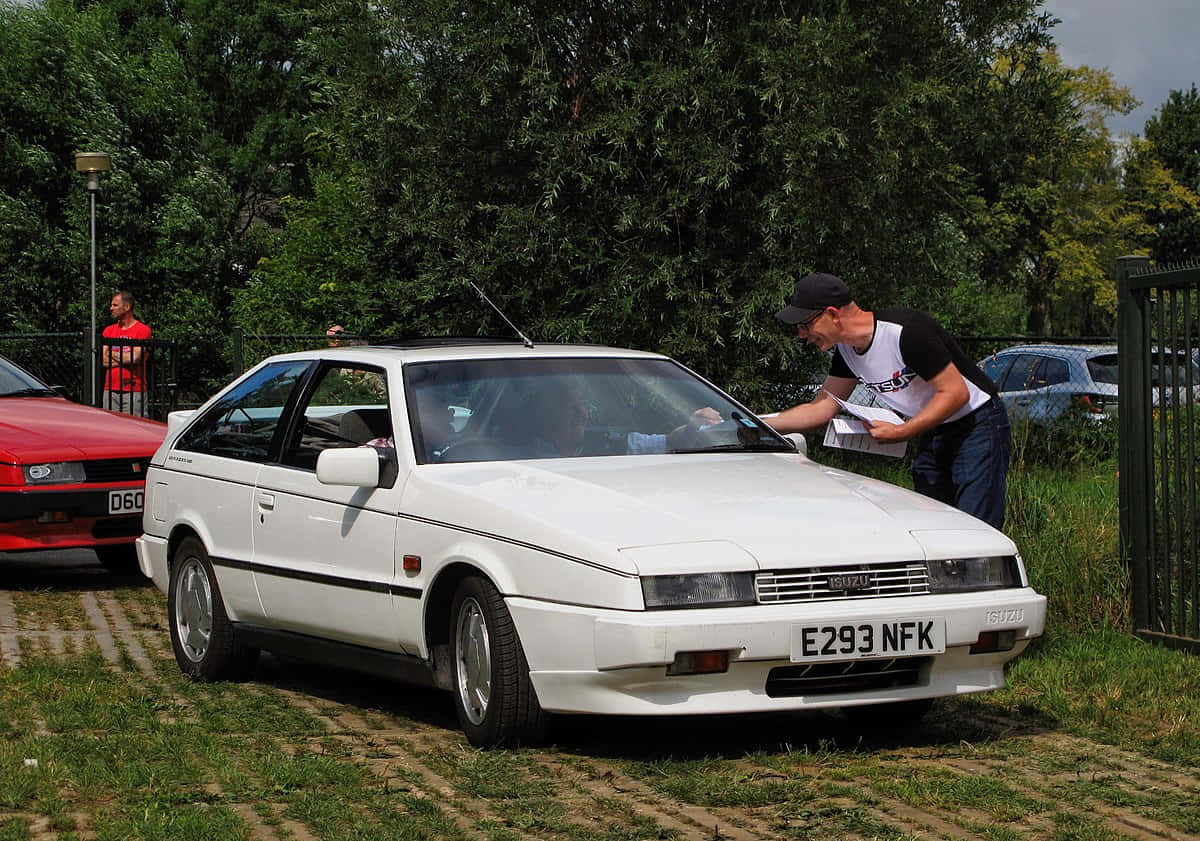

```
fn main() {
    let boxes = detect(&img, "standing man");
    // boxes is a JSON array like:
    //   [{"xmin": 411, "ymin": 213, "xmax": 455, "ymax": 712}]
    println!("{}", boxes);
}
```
[
  {"xmin": 102, "ymin": 290, "xmax": 152, "ymax": 416},
  {"xmin": 767, "ymin": 272, "xmax": 1011, "ymax": 529}
]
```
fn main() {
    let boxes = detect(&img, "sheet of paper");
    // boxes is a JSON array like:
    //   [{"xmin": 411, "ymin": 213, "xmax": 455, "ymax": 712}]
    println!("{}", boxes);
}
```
[
  {"xmin": 822, "ymin": 421, "xmax": 907, "ymax": 458},
  {"xmin": 826, "ymin": 392, "xmax": 904, "ymax": 425}
]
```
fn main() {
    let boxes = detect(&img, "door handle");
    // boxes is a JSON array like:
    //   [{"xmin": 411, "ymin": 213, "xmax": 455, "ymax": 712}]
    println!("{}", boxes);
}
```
[{"xmin": 257, "ymin": 493, "xmax": 275, "ymax": 510}]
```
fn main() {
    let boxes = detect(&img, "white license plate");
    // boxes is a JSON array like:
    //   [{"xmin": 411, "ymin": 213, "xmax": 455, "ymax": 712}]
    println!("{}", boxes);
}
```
[
  {"xmin": 791, "ymin": 617, "xmax": 945, "ymax": 663},
  {"xmin": 108, "ymin": 489, "xmax": 144, "ymax": 515}
]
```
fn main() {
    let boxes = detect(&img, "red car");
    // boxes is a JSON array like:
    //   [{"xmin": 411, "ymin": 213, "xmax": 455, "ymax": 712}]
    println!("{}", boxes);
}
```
[{"xmin": 0, "ymin": 354, "xmax": 165, "ymax": 570}]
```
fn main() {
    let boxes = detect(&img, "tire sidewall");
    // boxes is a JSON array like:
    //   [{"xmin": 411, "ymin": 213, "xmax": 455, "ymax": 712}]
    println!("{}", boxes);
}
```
[
  {"xmin": 450, "ymin": 576, "xmax": 502, "ymax": 746},
  {"xmin": 167, "ymin": 536, "xmax": 235, "ymax": 680}
]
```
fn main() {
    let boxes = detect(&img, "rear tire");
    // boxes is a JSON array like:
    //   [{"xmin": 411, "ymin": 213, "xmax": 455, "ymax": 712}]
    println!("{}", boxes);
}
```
[
  {"xmin": 841, "ymin": 698, "xmax": 934, "ymax": 726},
  {"xmin": 450, "ymin": 575, "xmax": 547, "ymax": 747},
  {"xmin": 167, "ymin": 536, "xmax": 258, "ymax": 680}
]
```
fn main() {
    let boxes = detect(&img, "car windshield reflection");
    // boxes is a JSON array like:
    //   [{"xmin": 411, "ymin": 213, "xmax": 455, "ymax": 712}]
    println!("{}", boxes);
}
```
[{"xmin": 404, "ymin": 357, "xmax": 790, "ymax": 463}]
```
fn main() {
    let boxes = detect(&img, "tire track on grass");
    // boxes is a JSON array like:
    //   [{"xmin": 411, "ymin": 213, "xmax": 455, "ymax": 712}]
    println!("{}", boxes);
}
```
[
  {"xmin": 533, "ymin": 752, "xmax": 765, "ymax": 841},
  {"xmin": 898, "ymin": 750, "xmax": 1195, "ymax": 841},
  {"xmin": 731, "ymin": 755, "xmax": 1018, "ymax": 841},
  {"xmin": 264, "ymin": 684, "xmax": 495, "ymax": 841}
]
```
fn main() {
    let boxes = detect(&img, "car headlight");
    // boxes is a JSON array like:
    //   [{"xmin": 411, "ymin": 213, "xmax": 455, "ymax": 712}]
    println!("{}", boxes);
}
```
[
  {"xmin": 926, "ymin": 556, "xmax": 1020, "ymax": 593},
  {"xmin": 23, "ymin": 462, "xmax": 86, "ymax": 485},
  {"xmin": 642, "ymin": 572, "xmax": 756, "ymax": 609}
]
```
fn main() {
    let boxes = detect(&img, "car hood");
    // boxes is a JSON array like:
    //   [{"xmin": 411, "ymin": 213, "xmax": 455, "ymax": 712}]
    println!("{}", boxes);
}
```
[
  {"xmin": 403, "ymin": 453, "xmax": 1013, "ymax": 576},
  {"xmin": 0, "ymin": 397, "xmax": 166, "ymax": 463}
]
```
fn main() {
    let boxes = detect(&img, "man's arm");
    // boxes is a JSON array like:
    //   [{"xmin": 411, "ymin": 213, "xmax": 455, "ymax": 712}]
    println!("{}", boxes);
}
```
[
  {"xmin": 867, "ymin": 363, "xmax": 968, "ymax": 442},
  {"xmin": 764, "ymin": 375, "xmax": 856, "ymax": 434}
]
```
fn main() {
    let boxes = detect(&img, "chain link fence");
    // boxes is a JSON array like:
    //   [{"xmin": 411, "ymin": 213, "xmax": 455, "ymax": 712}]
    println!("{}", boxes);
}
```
[
  {"xmin": 6, "ymin": 330, "xmax": 1137, "ymax": 441},
  {"xmin": 0, "ymin": 333, "xmax": 90, "ymax": 400}
]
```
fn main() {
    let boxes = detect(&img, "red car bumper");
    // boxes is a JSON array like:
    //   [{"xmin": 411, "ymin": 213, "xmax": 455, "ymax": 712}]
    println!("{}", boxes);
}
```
[{"xmin": 0, "ymin": 484, "xmax": 144, "ymax": 552}]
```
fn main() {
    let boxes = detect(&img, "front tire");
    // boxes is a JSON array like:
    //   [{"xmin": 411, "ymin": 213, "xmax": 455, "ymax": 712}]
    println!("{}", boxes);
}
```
[
  {"xmin": 167, "ymin": 536, "xmax": 257, "ymax": 680},
  {"xmin": 450, "ymin": 575, "xmax": 547, "ymax": 747}
]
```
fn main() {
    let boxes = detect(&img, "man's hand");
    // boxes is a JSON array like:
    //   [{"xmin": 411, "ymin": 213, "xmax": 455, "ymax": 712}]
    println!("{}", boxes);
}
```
[
  {"xmin": 690, "ymin": 407, "xmax": 722, "ymax": 427},
  {"xmin": 866, "ymin": 420, "xmax": 911, "ymax": 442}
]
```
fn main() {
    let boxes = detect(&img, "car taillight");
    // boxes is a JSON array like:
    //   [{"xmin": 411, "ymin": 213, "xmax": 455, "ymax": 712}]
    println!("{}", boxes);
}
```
[
  {"xmin": 0, "ymin": 463, "xmax": 24, "ymax": 486},
  {"xmin": 1072, "ymin": 394, "xmax": 1105, "ymax": 413}
]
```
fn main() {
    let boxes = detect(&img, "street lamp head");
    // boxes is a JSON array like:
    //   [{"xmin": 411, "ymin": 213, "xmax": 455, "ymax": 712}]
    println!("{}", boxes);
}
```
[{"xmin": 75, "ymin": 152, "xmax": 111, "ymax": 191}]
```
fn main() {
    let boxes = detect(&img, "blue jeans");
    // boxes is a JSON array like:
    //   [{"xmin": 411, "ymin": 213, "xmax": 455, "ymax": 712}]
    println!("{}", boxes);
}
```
[{"xmin": 910, "ymin": 398, "xmax": 1011, "ymax": 530}]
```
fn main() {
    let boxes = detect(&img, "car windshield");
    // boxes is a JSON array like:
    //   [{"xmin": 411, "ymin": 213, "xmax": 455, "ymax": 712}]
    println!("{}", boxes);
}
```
[
  {"xmin": 0, "ymin": 356, "xmax": 54, "ymax": 397},
  {"xmin": 404, "ymin": 356, "xmax": 790, "ymax": 464}
]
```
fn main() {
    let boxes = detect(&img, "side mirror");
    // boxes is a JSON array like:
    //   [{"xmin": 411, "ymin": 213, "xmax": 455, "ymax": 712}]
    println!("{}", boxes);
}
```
[
  {"xmin": 784, "ymin": 433, "xmax": 808, "ymax": 458},
  {"xmin": 316, "ymin": 447, "xmax": 381, "ymax": 487}
]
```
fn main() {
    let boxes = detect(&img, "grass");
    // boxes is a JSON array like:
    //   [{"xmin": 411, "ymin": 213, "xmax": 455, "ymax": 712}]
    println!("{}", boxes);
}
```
[{"xmin": 3, "ymin": 455, "xmax": 1199, "ymax": 839}]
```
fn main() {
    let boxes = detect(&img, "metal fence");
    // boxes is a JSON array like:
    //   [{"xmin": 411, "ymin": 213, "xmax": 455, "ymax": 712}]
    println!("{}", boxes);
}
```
[
  {"xmin": 1118, "ymin": 255, "xmax": 1200, "ymax": 654},
  {"xmin": 1, "ymin": 332, "xmax": 178, "ymax": 421}
]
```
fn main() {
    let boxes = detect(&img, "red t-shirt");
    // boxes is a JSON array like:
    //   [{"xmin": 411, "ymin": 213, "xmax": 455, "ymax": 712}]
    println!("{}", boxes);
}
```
[{"xmin": 102, "ymin": 319, "xmax": 152, "ymax": 391}]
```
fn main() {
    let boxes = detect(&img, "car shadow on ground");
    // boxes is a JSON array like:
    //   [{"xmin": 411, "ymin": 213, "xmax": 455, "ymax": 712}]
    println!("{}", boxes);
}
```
[
  {"xmin": 252, "ymin": 653, "xmax": 1057, "ymax": 760},
  {"xmin": 0, "ymin": 548, "xmax": 154, "ymax": 592}
]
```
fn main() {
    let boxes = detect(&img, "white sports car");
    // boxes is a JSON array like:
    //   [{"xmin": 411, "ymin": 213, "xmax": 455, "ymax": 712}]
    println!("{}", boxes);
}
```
[{"xmin": 137, "ymin": 340, "xmax": 1046, "ymax": 747}]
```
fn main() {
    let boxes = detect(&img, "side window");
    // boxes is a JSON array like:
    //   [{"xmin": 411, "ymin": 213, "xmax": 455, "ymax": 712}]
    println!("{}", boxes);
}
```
[
  {"xmin": 281, "ymin": 365, "xmax": 393, "ymax": 471},
  {"xmin": 1042, "ymin": 358, "xmax": 1069, "ymax": 387},
  {"xmin": 999, "ymin": 355, "xmax": 1039, "ymax": 392},
  {"xmin": 980, "ymin": 354, "xmax": 1014, "ymax": 387},
  {"xmin": 177, "ymin": 361, "xmax": 311, "ymax": 461}
]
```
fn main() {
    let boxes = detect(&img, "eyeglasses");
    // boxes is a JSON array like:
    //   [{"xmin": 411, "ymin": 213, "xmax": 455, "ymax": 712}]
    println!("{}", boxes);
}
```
[{"xmin": 795, "ymin": 309, "xmax": 826, "ymax": 333}]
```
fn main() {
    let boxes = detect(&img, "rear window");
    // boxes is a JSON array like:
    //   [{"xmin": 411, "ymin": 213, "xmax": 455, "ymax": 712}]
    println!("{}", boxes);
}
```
[{"xmin": 1087, "ymin": 354, "xmax": 1119, "ymax": 385}]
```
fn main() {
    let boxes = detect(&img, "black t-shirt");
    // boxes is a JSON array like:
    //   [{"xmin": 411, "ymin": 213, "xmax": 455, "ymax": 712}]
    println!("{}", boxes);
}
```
[{"xmin": 830, "ymin": 308, "xmax": 997, "ymax": 421}]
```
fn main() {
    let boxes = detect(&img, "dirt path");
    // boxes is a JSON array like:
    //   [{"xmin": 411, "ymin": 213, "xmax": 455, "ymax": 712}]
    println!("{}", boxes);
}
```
[{"xmin": 1, "ymin": 567, "xmax": 1198, "ymax": 841}]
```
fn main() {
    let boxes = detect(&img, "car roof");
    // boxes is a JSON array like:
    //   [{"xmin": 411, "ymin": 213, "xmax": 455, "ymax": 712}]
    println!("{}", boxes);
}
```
[
  {"xmin": 259, "ymin": 341, "xmax": 671, "ymax": 366},
  {"xmin": 990, "ymin": 343, "xmax": 1117, "ymax": 358}
]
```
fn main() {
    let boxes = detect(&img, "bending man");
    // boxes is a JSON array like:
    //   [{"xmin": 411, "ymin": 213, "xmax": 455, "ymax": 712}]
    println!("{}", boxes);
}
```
[{"xmin": 766, "ymin": 273, "xmax": 1011, "ymax": 529}]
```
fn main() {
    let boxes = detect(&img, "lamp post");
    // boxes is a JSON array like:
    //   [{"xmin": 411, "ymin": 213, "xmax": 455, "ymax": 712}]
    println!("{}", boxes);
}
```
[{"xmin": 75, "ymin": 152, "xmax": 111, "ymax": 404}]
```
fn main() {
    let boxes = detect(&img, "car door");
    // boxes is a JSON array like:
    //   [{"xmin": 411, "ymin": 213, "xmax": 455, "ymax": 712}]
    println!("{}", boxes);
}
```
[
  {"xmin": 996, "ymin": 353, "xmax": 1051, "ymax": 420},
  {"xmin": 251, "ymin": 361, "xmax": 409, "ymax": 652},
  {"xmin": 169, "ymin": 360, "xmax": 314, "ymax": 623}
]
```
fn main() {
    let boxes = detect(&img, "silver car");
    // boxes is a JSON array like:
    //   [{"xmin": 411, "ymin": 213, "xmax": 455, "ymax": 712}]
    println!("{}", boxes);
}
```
[{"xmin": 979, "ymin": 344, "xmax": 1119, "ymax": 422}]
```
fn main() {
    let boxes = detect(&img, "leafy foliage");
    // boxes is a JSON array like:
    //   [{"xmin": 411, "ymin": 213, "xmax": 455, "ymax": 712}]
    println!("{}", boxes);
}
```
[{"xmin": 1144, "ymin": 85, "xmax": 1200, "ymax": 263}]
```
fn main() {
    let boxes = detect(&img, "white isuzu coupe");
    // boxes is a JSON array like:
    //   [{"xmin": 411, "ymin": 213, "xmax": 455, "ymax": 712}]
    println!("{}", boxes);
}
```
[{"xmin": 137, "ymin": 340, "xmax": 1045, "ymax": 747}]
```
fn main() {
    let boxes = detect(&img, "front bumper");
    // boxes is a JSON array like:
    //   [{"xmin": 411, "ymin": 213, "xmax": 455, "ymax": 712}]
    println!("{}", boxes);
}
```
[
  {"xmin": 136, "ymin": 533, "xmax": 170, "ymax": 590},
  {"xmin": 508, "ymin": 588, "xmax": 1046, "ymax": 715},
  {"xmin": 0, "ymin": 485, "xmax": 144, "ymax": 552}
]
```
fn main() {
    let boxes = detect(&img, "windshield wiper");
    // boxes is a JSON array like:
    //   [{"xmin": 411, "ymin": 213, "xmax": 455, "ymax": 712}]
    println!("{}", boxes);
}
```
[
  {"xmin": 1, "ymin": 387, "xmax": 58, "ymax": 397},
  {"xmin": 669, "ymin": 442, "xmax": 793, "ymax": 454}
]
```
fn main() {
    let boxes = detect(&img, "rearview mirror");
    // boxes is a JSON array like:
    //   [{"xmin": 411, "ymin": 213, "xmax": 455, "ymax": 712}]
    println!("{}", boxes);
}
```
[{"xmin": 316, "ymin": 447, "xmax": 381, "ymax": 487}]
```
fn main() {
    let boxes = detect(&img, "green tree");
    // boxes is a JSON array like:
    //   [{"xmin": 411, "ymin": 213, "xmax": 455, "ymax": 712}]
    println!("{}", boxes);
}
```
[
  {"xmin": 1144, "ymin": 85, "xmax": 1200, "ymax": 263},
  {"xmin": 0, "ymin": 0, "xmax": 234, "ymax": 342},
  {"xmin": 257, "ymin": 0, "xmax": 1068, "ymax": 406}
]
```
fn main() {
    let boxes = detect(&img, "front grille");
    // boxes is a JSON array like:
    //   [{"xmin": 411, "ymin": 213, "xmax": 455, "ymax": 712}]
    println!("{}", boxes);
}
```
[
  {"xmin": 765, "ymin": 656, "xmax": 930, "ymax": 697},
  {"xmin": 83, "ymin": 458, "xmax": 149, "ymax": 483},
  {"xmin": 92, "ymin": 516, "xmax": 142, "ymax": 538},
  {"xmin": 756, "ymin": 561, "xmax": 929, "ymax": 604}
]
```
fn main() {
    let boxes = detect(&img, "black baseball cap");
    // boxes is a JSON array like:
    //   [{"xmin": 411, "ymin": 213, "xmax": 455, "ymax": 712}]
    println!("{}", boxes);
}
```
[{"xmin": 775, "ymin": 272, "xmax": 852, "ymax": 324}]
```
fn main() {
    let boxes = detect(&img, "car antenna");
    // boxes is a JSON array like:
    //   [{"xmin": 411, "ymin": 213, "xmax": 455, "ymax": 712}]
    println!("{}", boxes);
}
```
[{"xmin": 469, "ymin": 281, "xmax": 535, "ymax": 348}]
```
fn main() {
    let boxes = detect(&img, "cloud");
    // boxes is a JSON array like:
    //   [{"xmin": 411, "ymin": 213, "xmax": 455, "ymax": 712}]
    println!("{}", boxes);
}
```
[{"xmin": 1044, "ymin": 0, "xmax": 1200, "ymax": 135}]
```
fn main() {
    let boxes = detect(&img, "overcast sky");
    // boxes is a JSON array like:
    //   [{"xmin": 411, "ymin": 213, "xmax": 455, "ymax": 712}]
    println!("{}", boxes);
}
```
[{"xmin": 1043, "ymin": 0, "xmax": 1200, "ymax": 136}]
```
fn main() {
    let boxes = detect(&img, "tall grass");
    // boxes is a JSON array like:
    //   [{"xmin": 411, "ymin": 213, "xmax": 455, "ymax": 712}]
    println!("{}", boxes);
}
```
[{"xmin": 811, "ymin": 441, "xmax": 1125, "ymax": 633}]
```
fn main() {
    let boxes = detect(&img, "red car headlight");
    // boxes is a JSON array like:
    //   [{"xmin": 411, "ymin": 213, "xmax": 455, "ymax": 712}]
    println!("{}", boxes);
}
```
[{"xmin": 23, "ymin": 462, "xmax": 86, "ymax": 484}]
